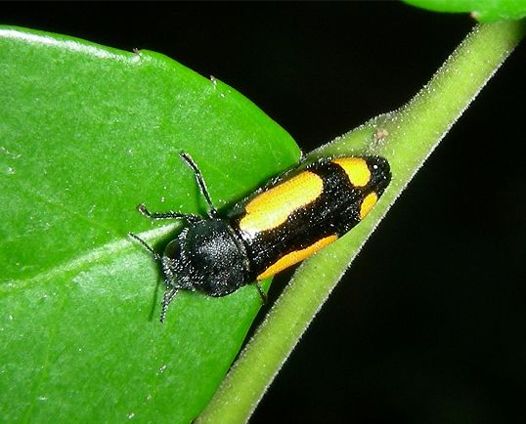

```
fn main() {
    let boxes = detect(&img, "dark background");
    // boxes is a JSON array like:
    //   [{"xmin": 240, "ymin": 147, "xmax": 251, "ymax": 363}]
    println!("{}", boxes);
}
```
[{"xmin": 4, "ymin": 3, "xmax": 525, "ymax": 423}]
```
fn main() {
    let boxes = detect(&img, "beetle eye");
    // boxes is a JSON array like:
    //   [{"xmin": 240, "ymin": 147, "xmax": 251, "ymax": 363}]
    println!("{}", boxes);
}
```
[{"xmin": 164, "ymin": 239, "xmax": 181, "ymax": 261}]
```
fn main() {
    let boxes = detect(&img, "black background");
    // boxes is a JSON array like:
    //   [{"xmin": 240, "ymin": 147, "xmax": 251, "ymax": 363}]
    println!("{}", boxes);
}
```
[{"xmin": 4, "ymin": 3, "xmax": 526, "ymax": 423}]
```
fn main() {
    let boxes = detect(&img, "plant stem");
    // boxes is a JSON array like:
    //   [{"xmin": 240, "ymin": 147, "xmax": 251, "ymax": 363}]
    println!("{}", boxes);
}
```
[{"xmin": 196, "ymin": 21, "xmax": 525, "ymax": 424}]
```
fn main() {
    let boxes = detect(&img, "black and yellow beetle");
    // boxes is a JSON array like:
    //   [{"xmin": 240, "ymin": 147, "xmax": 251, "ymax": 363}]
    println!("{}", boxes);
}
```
[{"xmin": 130, "ymin": 152, "xmax": 391, "ymax": 322}]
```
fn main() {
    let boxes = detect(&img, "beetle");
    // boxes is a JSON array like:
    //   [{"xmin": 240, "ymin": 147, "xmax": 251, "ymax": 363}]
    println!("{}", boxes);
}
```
[{"xmin": 130, "ymin": 152, "xmax": 391, "ymax": 322}]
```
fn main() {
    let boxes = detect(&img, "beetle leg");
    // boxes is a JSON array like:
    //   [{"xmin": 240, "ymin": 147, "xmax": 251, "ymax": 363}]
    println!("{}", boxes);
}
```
[
  {"xmin": 179, "ymin": 151, "xmax": 218, "ymax": 218},
  {"xmin": 255, "ymin": 282, "xmax": 268, "ymax": 304},
  {"xmin": 160, "ymin": 286, "xmax": 178, "ymax": 323},
  {"xmin": 137, "ymin": 203, "xmax": 202, "ymax": 224}
]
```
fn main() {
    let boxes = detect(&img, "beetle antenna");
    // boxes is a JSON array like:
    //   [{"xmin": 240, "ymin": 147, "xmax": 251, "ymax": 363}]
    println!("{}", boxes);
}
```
[{"xmin": 128, "ymin": 232, "xmax": 161, "ymax": 261}]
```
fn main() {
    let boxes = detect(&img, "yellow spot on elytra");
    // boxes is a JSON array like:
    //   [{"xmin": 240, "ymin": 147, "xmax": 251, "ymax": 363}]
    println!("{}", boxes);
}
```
[
  {"xmin": 333, "ymin": 157, "xmax": 371, "ymax": 187},
  {"xmin": 239, "ymin": 171, "xmax": 323, "ymax": 233},
  {"xmin": 257, "ymin": 234, "xmax": 338, "ymax": 280},
  {"xmin": 359, "ymin": 192, "xmax": 378, "ymax": 219}
]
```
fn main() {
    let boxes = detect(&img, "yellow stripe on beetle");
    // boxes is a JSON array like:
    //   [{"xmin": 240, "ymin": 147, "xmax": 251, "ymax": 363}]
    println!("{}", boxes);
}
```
[
  {"xmin": 239, "ymin": 170, "xmax": 323, "ymax": 233},
  {"xmin": 332, "ymin": 157, "xmax": 371, "ymax": 187},
  {"xmin": 359, "ymin": 192, "xmax": 378, "ymax": 219},
  {"xmin": 257, "ymin": 234, "xmax": 338, "ymax": 280}
]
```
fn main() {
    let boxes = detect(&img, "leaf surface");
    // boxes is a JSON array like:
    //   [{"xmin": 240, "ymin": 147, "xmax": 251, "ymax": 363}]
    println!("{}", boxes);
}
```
[{"xmin": 0, "ymin": 26, "xmax": 299, "ymax": 423}]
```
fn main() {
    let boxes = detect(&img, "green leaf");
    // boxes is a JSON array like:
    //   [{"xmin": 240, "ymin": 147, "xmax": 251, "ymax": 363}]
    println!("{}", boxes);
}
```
[
  {"xmin": 403, "ymin": 0, "xmax": 526, "ymax": 22},
  {"xmin": 0, "ymin": 26, "xmax": 299, "ymax": 423}
]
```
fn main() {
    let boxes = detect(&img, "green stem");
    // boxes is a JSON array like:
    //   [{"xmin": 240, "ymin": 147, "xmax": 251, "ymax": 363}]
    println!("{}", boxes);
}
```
[{"xmin": 197, "ymin": 21, "xmax": 525, "ymax": 424}]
